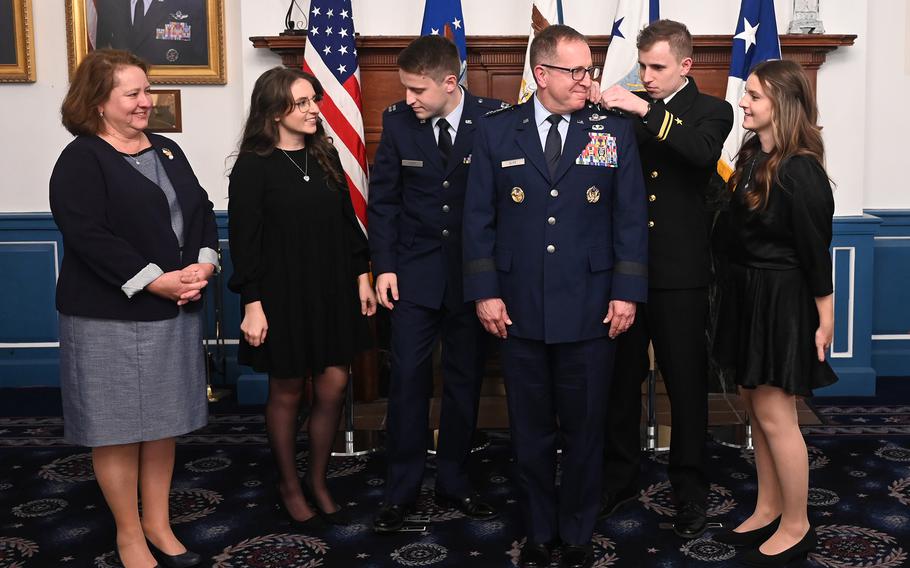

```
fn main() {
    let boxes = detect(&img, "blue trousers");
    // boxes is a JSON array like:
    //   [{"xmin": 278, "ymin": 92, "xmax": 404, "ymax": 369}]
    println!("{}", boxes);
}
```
[
  {"xmin": 501, "ymin": 334, "xmax": 614, "ymax": 545},
  {"xmin": 384, "ymin": 299, "xmax": 486, "ymax": 504}
]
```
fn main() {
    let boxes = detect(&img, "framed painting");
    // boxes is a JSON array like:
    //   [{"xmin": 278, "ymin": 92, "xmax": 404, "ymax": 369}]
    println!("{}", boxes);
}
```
[
  {"xmin": 65, "ymin": 0, "xmax": 226, "ymax": 84},
  {"xmin": 147, "ymin": 88, "xmax": 182, "ymax": 132},
  {"xmin": 0, "ymin": 0, "xmax": 36, "ymax": 83}
]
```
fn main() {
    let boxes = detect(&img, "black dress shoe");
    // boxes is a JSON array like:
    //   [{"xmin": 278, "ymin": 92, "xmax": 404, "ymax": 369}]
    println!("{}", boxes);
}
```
[
  {"xmin": 434, "ymin": 492, "xmax": 499, "ymax": 520},
  {"xmin": 673, "ymin": 501, "xmax": 708, "ymax": 539},
  {"xmin": 560, "ymin": 544, "xmax": 594, "ymax": 568},
  {"xmin": 740, "ymin": 526, "xmax": 816, "ymax": 567},
  {"xmin": 518, "ymin": 541, "xmax": 551, "ymax": 568},
  {"xmin": 146, "ymin": 540, "xmax": 202, "ymax": 568},
  {"xmin": 714, "ymin": 516, "xmax": 781, "ymax": 547},
  {"xmin": 275, "ymin": 500, "xmax": 329, "ymax": 531},
  {"xmin": 597, "ymin": 486, "xmax": 638, "ymax": 520},
  {"xmin": 373, "ymin": 503, "xmax": 412, "ymax": 533},
  {"xmin": 301, "ymin": 476, "xmax": 354, "ymax": 526}
]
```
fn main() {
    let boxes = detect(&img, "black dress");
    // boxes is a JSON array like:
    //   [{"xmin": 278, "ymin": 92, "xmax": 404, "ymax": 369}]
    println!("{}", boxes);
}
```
[
  {"xmin": 227, "ymin": 148, "xmax": 370, "ymax": 378},
  {"xmin": 714, "ymin": 154, "xmax": 838, "ymax": 396}
]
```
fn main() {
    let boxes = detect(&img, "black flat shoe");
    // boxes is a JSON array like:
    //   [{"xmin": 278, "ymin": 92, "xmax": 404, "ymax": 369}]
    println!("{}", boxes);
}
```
[
  {"xmin": 713, "ymin": 516, "xmax": 781, "ymax": 547},
  {"xmin": 559, "ymin": 544, "xmax": 594, "ymax": 568},
  {"xmin": 275, "ymin": 499, "xmax": 329, "ymax": 531},
  {"xmin": 518, "ymin": 541, "xmax": 551, "ymax": 568},
  {"xmin": 373, "ymin": 503, "xmax": 413, "ymax": 533},
  {"xmin": 673, "ymin": 501, "xmax": 708, "ymax": 539},
  {"xmin": 740, "ymin": 526, "xmax": 817, "ymax": 567},
  {"xmin": 146, "ymin": 540, "xmax": 202, "ymax": 568},
  {"xmin": 434, "ymin": 491, "xmax": 499, "ymax": 520},
  {"xmin": 598, "ymin": 486, "xmax": 638, "ymax": 520},
  {"xmin": 301, "ymin": 476, "xmax": 354, "ymax": 525}
]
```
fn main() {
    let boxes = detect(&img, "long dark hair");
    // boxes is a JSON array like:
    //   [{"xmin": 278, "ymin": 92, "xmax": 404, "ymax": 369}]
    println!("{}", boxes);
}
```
[
  {"xmin": 728, "ymin": 59, "xmax": 827, "ymax": 210},
  {"xmin": 237, "ymin": 67, "xmax": 346, "ymax": 188}
]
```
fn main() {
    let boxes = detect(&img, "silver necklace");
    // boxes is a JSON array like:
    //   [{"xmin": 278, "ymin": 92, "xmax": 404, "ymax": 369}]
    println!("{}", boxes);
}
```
[
  {"xmin": 280, "ymin": 148, "xmax": 310, "ymax": 182},
  {"xmin": 742, "ymin": 154, "xmax": 760, "ymax": 191},
  {"xmin": 126, "ymin": 149, "xmax": 144, "ymax": 165}
]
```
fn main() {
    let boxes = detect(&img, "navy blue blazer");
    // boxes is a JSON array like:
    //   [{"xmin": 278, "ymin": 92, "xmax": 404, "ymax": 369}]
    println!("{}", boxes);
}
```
[
  {"xmin": 462, "ymin": 101, "xmax": 649, "ymax": 344},
  {"xmin": 50, "ymin": 133, "xmax": 218, "ymax": 321},
  {"xmin": 368, "ymin": 92, "xmax": 506, "ymax": 310}
]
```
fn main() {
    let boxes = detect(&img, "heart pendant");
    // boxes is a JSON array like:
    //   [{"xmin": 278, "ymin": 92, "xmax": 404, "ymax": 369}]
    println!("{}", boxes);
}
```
[{"xmin": 303, "ymin": 175, "xmax": 310, "ymax": 182}]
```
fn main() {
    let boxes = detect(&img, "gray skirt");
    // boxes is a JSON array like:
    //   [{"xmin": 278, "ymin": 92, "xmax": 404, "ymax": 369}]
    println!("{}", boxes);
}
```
[{"xmin": 58, "ymin": 310, "xmax": 208, "ymax": 447}]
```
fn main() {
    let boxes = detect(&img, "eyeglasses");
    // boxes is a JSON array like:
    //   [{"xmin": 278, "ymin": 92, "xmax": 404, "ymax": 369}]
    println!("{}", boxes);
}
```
[
  {"xmin": 294, "ymin": 95, "xmax": 322, "ymax": 113},
  {"xmin": 539, "ymin": 64, "xmax": 601, "ymax": 81}
]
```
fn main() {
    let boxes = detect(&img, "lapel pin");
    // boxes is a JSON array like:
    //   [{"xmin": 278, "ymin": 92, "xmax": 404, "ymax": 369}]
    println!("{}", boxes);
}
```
[
  {"xmin": 511, "ymin": 187, "xmax": 525, "ymax": 203},
  {"xmin": 586, "ymin": 186, "xmax": 601, "ymax": 203},
  {"xmin": 162, "ymin": 148, "xmax": 174, "ymax": 160}
]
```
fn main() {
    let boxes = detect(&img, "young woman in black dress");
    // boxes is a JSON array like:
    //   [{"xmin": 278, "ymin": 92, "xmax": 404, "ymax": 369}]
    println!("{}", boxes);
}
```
[
  {"xmin": 228, "ymin": 67, "xmax": 376, "ymax": 527},
  {"xmin": 713, "ymin": 60, "xmax": 838, "ymax": 566}
]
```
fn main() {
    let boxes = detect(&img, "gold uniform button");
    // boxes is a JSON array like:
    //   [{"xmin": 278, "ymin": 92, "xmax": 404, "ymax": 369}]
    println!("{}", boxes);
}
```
[
  {"xmin": 648, "ymin": 221, "xmax": 655, "ymax": 228},
  {"xmin": 649, "ymin": 194, "xmax": 657, "ymax": 202},
  {"xmin": 650, "ymin": 171, "xmax": 659, "ymax": 179},
  {"xmin": 548, "ymin": 217, "xmax": 556, "ymax": 225},
  {"xmin": 442, "ymin": 180, "xmax": 450, "ymax": 189},
  {"xmin": 546, "ymin": 244, "xmax": 556, "ymax": 253},
  {"xmin": 550, "ymin": 188, "xmax": 559, "ymax": 197},
  {"xmin": 442, "ymin": 205, "xmax": 450, "ymax": 213}
]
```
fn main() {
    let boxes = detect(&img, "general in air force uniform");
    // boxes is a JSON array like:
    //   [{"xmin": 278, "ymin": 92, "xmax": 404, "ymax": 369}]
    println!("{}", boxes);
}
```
[
  {"xmin": 368, "ymin": 93, "xmax": 506, "ymax": 506},
  {"xmin": 95, "ymin": 0, "xmax": 208, "ymax": 66},
  {"xmin": 462, "ymin": 99, "xmax": 648, "ymax": 545}
]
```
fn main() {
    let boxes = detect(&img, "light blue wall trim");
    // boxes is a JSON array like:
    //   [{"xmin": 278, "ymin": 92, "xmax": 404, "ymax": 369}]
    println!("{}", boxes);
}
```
[{"xmin": 865, "ymin": 210, "xmax": 910, "ymax": 377}]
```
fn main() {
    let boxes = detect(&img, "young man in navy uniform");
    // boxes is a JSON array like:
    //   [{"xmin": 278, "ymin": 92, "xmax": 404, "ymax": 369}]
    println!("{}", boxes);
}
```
[
  {"xmin": 368, "ymin": 35, "xmax": 502, "ymax": 533},
  {"xmin": 598, "ymin": 19, "xmax": 734, "ymax": 538},
  {"xmin": 95, "ymin": 0, "xmax": 207, "ymax": 66},
  {"xmin": 463, "ymin": 25, "xmax": 648, "ymax": 568}
]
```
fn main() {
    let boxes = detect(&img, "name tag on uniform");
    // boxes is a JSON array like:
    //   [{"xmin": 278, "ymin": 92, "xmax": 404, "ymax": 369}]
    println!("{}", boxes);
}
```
[
  {"xmin": 576, "ymin": 133, "xmax": 618, "ymax": 168},
  {"xmin": 501, "ymin": 158, "xmax": 525, "ymax": 168},
  {"xmin": 401, "ymin": 159, "xmax": 423, "ymax": 167}
]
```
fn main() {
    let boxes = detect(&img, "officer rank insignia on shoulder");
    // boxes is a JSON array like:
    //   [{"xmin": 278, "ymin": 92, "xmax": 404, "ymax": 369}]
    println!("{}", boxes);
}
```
[
  {"xmin": 484, "ymin": 104, "xmax": 516, "ymax": 118},
  {"xmin": 385, "ymin": 102, "xmax": 409, "ymax": 115}
]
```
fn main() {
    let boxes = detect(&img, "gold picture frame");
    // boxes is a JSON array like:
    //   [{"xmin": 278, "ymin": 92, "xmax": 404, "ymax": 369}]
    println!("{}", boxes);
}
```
[
  {"xmin": 65, "ymin": 0, "xmax": 226, "ymax": 85},
  {"xmin": 0, "ymin": 0, "xmax": 36, "ymax": 83},
  {"xmin": 147, "ymin": 88, "xmax": 182, "ymax": 133}
]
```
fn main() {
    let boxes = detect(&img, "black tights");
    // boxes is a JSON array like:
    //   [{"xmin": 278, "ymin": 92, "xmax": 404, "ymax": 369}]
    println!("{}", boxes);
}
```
[{"xmin": 266, "ymin": 366, "xmax": 348, "ymax": 521}]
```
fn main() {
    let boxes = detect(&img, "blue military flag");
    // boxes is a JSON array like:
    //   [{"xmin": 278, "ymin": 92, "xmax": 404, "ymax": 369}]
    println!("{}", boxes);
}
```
[
  {"xmin": 600, "ymin": 0, "xmax": 660, "ymax": 91},
  {"xmin": 720, "ymin": 0, "xmax": 781, "ymax": 178},
  {"xmin": 421, "ymin": 0, "xmax": 468, "ymax": 85}
]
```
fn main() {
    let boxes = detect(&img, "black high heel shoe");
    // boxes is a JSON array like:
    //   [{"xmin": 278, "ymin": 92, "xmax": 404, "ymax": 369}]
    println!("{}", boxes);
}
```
[
  {"xmin": 302, "ymin": 475, "xmax": 354, "ymax": 526},
  {"xmin": 146, "ymin": 539, "xmax": 202, "ymax": 568},
  {"xmin": 740, "ymin": 526, "xmax": 817, "ymax": 567},
  {"xmin": 713, "ymin": 516, "xmax": 781, "ymax": 547},
  {"xmin": 275, "ymin": 495, "xmax": 329, "ymax": 530}
]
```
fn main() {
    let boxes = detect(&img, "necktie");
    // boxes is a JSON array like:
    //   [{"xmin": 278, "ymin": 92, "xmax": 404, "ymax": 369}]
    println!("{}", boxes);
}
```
[
  {"xmin": 133, "ymin": 0, "xmax": 144, "ymax": 28},
  {"xmin": 544, "ymin": 114, "xmax": 563, "ymax": 178},
  {"xmin": 436, "ymin": 118, "xmax": 453, "ymax": 166}
]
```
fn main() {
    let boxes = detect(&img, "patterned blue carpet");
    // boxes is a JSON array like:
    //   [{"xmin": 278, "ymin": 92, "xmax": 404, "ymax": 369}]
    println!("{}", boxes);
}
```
[{"xmin": 1, "ymin": 387, "xmax": 909, "ymax": 567}]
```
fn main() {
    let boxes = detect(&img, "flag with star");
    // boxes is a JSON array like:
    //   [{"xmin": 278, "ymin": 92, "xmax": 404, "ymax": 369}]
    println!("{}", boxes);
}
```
[
  {"xmin": 303, "ymin": 0, "xmax": 369, "ymax": 232},
  {"xmin": 719, "ymin": 0, "xmax": 781, "ymax": 179},
  {"xmin": 600, "ymin": 0, "xmax": 659, "ymax": 91},
  {"xmin": 421, "ymin": 0, "xmax": 468, "ymax": 85},
  {"xmin": 517, "ymin": 0, "xmax": 563, "ymax": 103}
]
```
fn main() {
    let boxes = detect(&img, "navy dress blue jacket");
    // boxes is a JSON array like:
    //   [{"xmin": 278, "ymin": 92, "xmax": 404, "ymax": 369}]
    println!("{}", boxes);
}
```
[
  {"xmin": 50, "ymin": 133, "xmax": 218, "ymax": 321},
  {"xmin": 463, "ymin": 101, "xmax": 649, "ymax": 343},
  {"xmin": 368, "ymin": 92, "xmax": 507, "ymax": 311}
]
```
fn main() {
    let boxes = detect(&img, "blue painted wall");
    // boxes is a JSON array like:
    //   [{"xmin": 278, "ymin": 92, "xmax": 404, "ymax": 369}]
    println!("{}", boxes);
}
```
[{"xmin": 1, "ymin": 211, "xmax": 907, "ymax": 394}]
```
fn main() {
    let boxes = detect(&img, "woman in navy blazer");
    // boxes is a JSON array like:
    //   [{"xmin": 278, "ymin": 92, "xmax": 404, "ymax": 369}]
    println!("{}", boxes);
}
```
[{"xmin": 50, "ymin": 50, "xmax": 215, "ymax": 568}]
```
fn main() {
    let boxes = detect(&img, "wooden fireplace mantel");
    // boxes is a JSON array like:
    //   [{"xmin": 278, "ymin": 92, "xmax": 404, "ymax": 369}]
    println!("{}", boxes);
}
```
[{"xmin": 252, "ymin": 33, "xmax": 854, "ymax": 163}]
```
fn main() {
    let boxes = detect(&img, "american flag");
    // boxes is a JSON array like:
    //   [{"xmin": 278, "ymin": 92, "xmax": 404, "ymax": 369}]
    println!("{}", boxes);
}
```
[{"xmin": 304, "ymin": 0, "xmax": 369, "ymax": 231}]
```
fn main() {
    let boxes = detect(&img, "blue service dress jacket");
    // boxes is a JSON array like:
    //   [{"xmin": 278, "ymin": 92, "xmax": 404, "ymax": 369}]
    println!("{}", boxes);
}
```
[
  {"xmin": 368, "ymin": 92, "xmax": 508, "ymax": 311},
  {"xmin": 462, "ymin": 101, "xmax": 649, "ymax": 344}
]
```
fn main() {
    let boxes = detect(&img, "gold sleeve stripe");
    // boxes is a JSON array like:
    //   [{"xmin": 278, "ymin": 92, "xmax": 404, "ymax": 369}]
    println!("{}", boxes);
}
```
[{"xmin": 657, "ymin": 111, "xmax": 674, "ymax": 141}]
